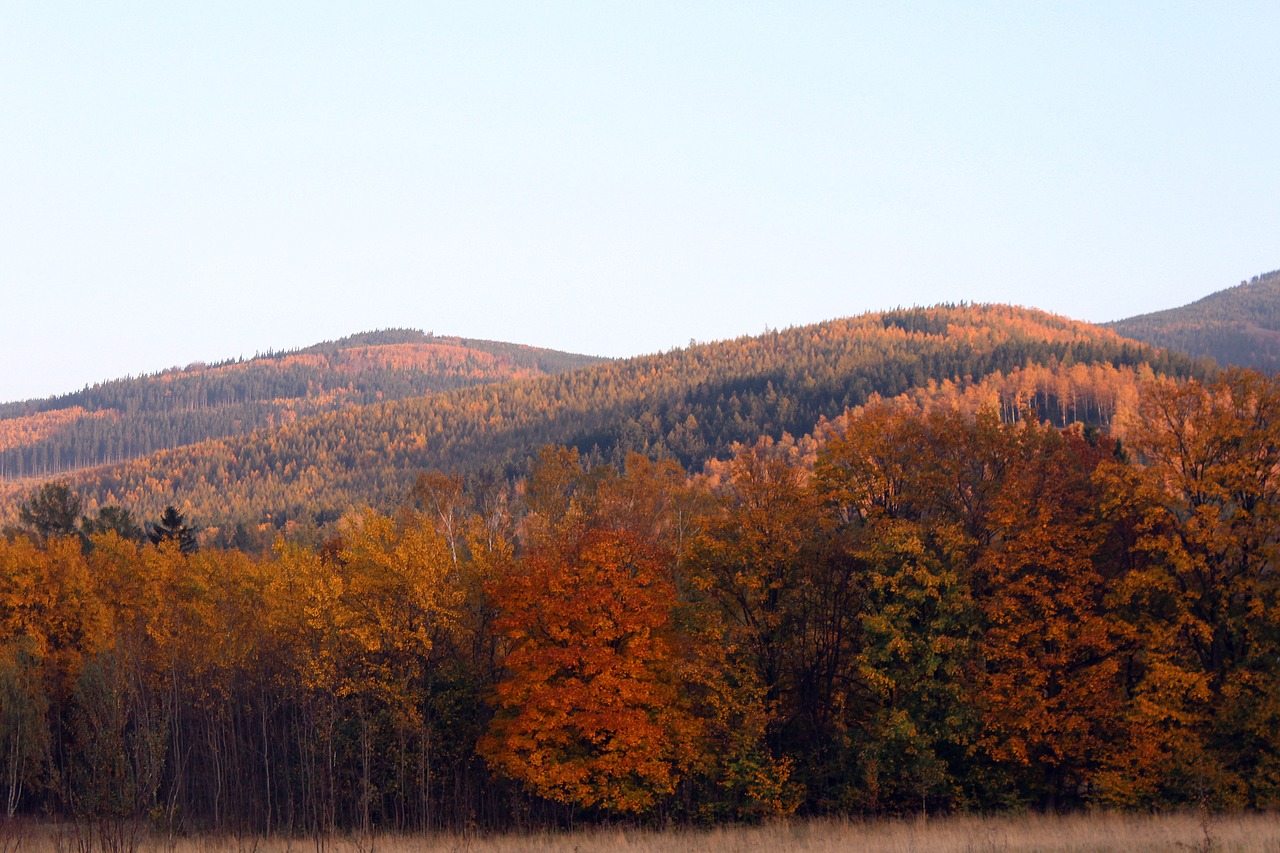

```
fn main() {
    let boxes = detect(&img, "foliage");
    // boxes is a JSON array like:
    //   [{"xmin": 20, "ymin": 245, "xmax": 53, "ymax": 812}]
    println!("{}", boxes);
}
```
[
  {"xmin": 16, "ymin": 482, "xmax": 82, "ymax": 543},
  {"xmin": 0, "ymin": 305, "xmax": 1202, "ymax": 543},
  {"xmin": 5, "ymin": 312, "xmax": 1280, "ymax": 833},
  {"xmin": 0, "ymin": 331, "xmax": 601, "ymax": 481}
]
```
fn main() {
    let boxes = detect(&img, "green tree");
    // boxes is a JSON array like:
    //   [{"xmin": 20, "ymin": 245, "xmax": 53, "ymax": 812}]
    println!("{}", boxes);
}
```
[
  {"xmin": 147, "ymin": 506, "xmax": 198, "ymax": 554},
  {"xmin": 17, "ymin": 482, "xmax": 82, "ymax": 542},
  {"xmin": 81, "ymin": 506, "xmax": 145, "ymax": 543}
]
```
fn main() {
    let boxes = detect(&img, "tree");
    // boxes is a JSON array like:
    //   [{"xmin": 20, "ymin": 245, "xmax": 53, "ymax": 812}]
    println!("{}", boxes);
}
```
[
  {"xmin": 690, "ymin": 437, "xmax": 818, "ymax": 713},
  {"xmin": 17, "ymin": 482, "xmax": 82, "ymax": 543},
  {"xmin": 147, "ymin": 507, "xmax": 198, "ymax": 554},
  {"xmin": 481, "ymin": 450, "xmax": 700, "ymax": 813},
  {"xmin": 684, "ymin": 437, "xmax": 820, "ymax": 814},
  {"xmin": 844, "ymin": 517, "xmax": 976, "ymax": 813},
  {"xmin": 970, "ymin": 421, "xmax": 1127, "ymax": 807},
  {"xmin": 483, "ymin": 524, "xmax": 698, "ymax": 813},
  {"xmin": 1098, "ymin": 370, "xmax": 1280, "ymax": 807},
  {"xmin": 0, "ymin": 636, "xmax": 48, "ymax": 817},
  {"xmin": 81, "ymin": 506, "xmax": 145, "ymax": 543},
  {"xmin": 815, "ymin": 405, "xmax": 981, "ymax": 812}
]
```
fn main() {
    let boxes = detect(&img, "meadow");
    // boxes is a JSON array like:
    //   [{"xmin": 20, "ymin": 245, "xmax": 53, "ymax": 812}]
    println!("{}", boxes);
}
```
[{"xmin": 8, "ymin": 813, "xmax": 1280, "ymax": 853}]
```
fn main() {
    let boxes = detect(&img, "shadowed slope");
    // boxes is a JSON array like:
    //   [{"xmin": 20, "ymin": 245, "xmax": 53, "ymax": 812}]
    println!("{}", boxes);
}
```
[{"xmin": 1107, "ymin": 269, "xmax": 1280, "ymax": 372}]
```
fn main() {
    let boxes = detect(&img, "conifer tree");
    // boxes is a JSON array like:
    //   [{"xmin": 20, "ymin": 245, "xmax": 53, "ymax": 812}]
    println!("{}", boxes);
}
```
[{"xmin": 147, "ymin": 506, "xmax": 198, "ymax": 553}]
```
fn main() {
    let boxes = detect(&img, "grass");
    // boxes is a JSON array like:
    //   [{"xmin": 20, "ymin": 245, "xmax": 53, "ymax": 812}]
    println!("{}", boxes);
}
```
[{"xmin": 6, "ymin": 812, "xmax": 1280, "ymax": 853}]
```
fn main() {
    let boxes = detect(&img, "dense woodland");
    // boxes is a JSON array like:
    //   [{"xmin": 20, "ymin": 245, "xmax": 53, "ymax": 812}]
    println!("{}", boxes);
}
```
[
  {"xmin": 0, "ymin": 330, "xmax": 601, "ymax": 481},
  {"xmin": 2, "ymin": 367, "xmax": 1279, "ymax": 836},
  {"xmin": 1109, "ymin": 270, "xmax": 1280, "ymax": 373},
  {"xmin": 0, "ymin": 306, "xmax": 1205, "ymax": 549},
  {"xmin": 1, "ymin": 298, "xmax": 1276, "ymax": 838}
]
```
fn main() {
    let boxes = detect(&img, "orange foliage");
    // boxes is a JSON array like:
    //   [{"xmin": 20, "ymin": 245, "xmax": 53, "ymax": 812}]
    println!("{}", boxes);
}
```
[
  {"xmin": 481, "ymin": 451, "xmax": 700, "ymax": 813},
  {"xmin": 482, "ymin": 523, "xmax": 698, "ymax": 812},
  {"xmin": 971, "ymin": 422, "xmax": 1128, "ymax": 795}
]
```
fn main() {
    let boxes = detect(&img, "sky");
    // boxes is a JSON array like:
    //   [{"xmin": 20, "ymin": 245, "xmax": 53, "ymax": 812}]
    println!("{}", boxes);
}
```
[{"xmin": 2, "ymin": 2, "xmax": 1278, "ymax": 402}]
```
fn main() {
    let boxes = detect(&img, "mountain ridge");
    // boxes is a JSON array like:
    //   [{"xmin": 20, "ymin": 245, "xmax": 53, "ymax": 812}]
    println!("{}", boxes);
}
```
[
  {"xmin": 0, "ymin": 329, "xmax": 604, "ymax": 481},
  {"xmin": 1106, "ymin": 269, "xmax": 1280, "ymax": 371},
  {"xmin": 0, "ymin": 303, "xmax": 1203, "ymax": 547}
]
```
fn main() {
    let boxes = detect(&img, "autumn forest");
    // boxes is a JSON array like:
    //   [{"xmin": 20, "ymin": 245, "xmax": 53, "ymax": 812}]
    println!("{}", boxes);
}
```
[{"xmin": 2, "ymin": 291, "xmax": 1280, "ymax": 837}]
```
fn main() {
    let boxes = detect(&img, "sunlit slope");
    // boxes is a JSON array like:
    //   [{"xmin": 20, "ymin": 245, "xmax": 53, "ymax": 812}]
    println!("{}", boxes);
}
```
[
  {"xmin": 1107, "ymin": 269, "xmax": 1280, "ymax": 372},
  {"xmin": 5, "ymin": 305, "xmax": 1199, "ymax": 541},
  {"xmin": 0, "ymin": 329, "xmax": 602, "ymax": 480}
]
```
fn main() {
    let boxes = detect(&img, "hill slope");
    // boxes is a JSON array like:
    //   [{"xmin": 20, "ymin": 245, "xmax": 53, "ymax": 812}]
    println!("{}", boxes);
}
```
[
  {"xmin": 1, "ymin": 305, "xmax": 1201, "ymax": 546},
  {"xmin": 1106, "ymin": 269, "xmax": 1280, "ymax": 371},
  {"xmin": 0, "ymin": 329, "xmax": 603, "ymax": 480}
]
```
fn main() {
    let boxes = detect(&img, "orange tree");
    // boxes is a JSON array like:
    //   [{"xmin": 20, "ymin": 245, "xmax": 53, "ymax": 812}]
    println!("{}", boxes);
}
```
[
  {"xmin": 480, "ymin": 449, "xmax": 700, "ymax": 814},
  {"xmin": 968, "ymin": 420, "xmax": 1128, "ymax": 807}
]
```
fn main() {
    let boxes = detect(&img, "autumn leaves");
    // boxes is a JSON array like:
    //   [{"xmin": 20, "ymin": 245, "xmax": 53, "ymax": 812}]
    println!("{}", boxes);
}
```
[
  {"xmin": 2, "ymin": 368, "xmax": 1279, "ymax": 830},
  {"xmin": 482, "ymin": 373, "xmax": 1280, "ymax": 816}
]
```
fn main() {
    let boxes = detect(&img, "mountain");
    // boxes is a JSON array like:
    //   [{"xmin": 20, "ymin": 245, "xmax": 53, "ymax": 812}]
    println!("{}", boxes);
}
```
[
  {"xmin": 0, "ymin": 305, "xmax": 1201, "ymax": 548},
  {"xmin": 0, "ymin": 329, "xmax": 603, "ymax": 481},
  {"xmin": 1106, "ymin": 269, "xmax": 1280, "ymax": 371}
]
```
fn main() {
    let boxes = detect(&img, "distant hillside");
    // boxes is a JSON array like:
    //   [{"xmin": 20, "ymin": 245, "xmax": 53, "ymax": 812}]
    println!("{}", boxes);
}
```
[
  {"xmin": 0, "ymin": 305, "xmax": 1202, "ymax": 547},
  {"xmin": 0, "ymin": 329, "xmax": 602, "ymax": 480},
  {"xmin": 1107, "ymin": 269, "xmax": 1280, "ymax": 371}
]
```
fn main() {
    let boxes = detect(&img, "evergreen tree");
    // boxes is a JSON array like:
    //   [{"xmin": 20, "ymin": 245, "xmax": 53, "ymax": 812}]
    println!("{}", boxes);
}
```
[
  {"xmin": 81, "ymin": 506, "xmax": 146, "ymax": 543},
  {"xmin": 147, "ymin": 506, "xmax": 198, "ymax": 553},
  {"xmin": 16, "ymin": 481, "xmax": 82, "ymax": 542}
]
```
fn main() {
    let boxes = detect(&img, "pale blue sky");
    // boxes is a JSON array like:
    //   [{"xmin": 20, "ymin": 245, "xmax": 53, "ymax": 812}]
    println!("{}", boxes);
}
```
[{"xmin": 2, "ymin": 2, "xmax": 1277, "ymax": 402}]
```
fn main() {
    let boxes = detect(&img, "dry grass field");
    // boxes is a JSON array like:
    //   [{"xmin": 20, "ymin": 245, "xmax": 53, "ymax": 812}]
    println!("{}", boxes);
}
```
[{"xmin": 7, "ymin": 813, "xmax": 1280, "ymax": 853}]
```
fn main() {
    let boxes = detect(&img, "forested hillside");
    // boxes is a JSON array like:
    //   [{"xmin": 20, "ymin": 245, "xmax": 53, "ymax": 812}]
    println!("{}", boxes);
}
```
[
  {"xmin": 5, "ymin": 368, "xmax": 1279, "ymax": 830},
  {"xmin": 1107, "ymin": 269, "xmax": 1280, "ymax": 371},
  {"xmin": 0, "ymin": 330, "xmax": 601, "ymax": 480},
  {"xmin": 0, "ymin": 305, "xmax": 1204, "ymax": 547}
]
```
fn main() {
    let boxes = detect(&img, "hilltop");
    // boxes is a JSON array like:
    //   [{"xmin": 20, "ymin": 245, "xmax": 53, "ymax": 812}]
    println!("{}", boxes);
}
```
[
  {"xmin": 0, "ymin": 304, "xmax": 1200, "ymax": 547},
  {"xmin": 0, "ymin": 329, "xmax": 602, "ymax": 481},
  {"xmin": 1107, "ymin": 269, "xmax": 1280, "ymax": 371}
]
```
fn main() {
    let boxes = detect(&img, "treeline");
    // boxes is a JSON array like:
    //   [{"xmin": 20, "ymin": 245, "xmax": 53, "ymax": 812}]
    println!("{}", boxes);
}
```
[
  {"xmin": 0, "ymin": 331, "xmax": 601, "ymax": 480},
  {"xmin": 3, "ymin": 369, "xmax": 1277, "ymax": 835},
  {"xmin": 1108, "ymin": 269, "xmax": 1280, "ymax": 373},
  {"xmin": 5, "ymin": 306, "xmax": 1205, "ymax": 547}
]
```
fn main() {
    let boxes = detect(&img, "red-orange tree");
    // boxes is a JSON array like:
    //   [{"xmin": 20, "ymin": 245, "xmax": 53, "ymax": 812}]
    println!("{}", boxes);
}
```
[
  {"xmin": 480, "ymin": 450, "xmax": 699, "ymax": 813},
  {"xmin": 970, "ymin": 421, "xmax": 1128, "ymax": 806}
]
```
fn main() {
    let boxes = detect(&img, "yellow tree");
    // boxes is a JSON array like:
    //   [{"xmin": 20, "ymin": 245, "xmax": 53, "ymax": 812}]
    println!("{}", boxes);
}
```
[
  {"xmin": 1100, "ymin": 370, "xmax": 1280, "ymax": 806},
  {"xmin": 73, "ymin": 535, "xmax": 185, "ymax": 833},
  {"xmin": 685, "ymin": 437, "xmax": 822, "ymax": 815},
  {"xmin": 0, "ymin": 536, "xmax": 58, "ymax": 816},
  {"xmin": 280, "ymin": 509, "xmax": 462, "ymax": 830},
  {"xmin": 334, "ymin": 510, "xmax": 462, "ymax": 717},
  {"xmin": 691, "ymin": 437, "xmax": 817, "ymax": 709}
]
